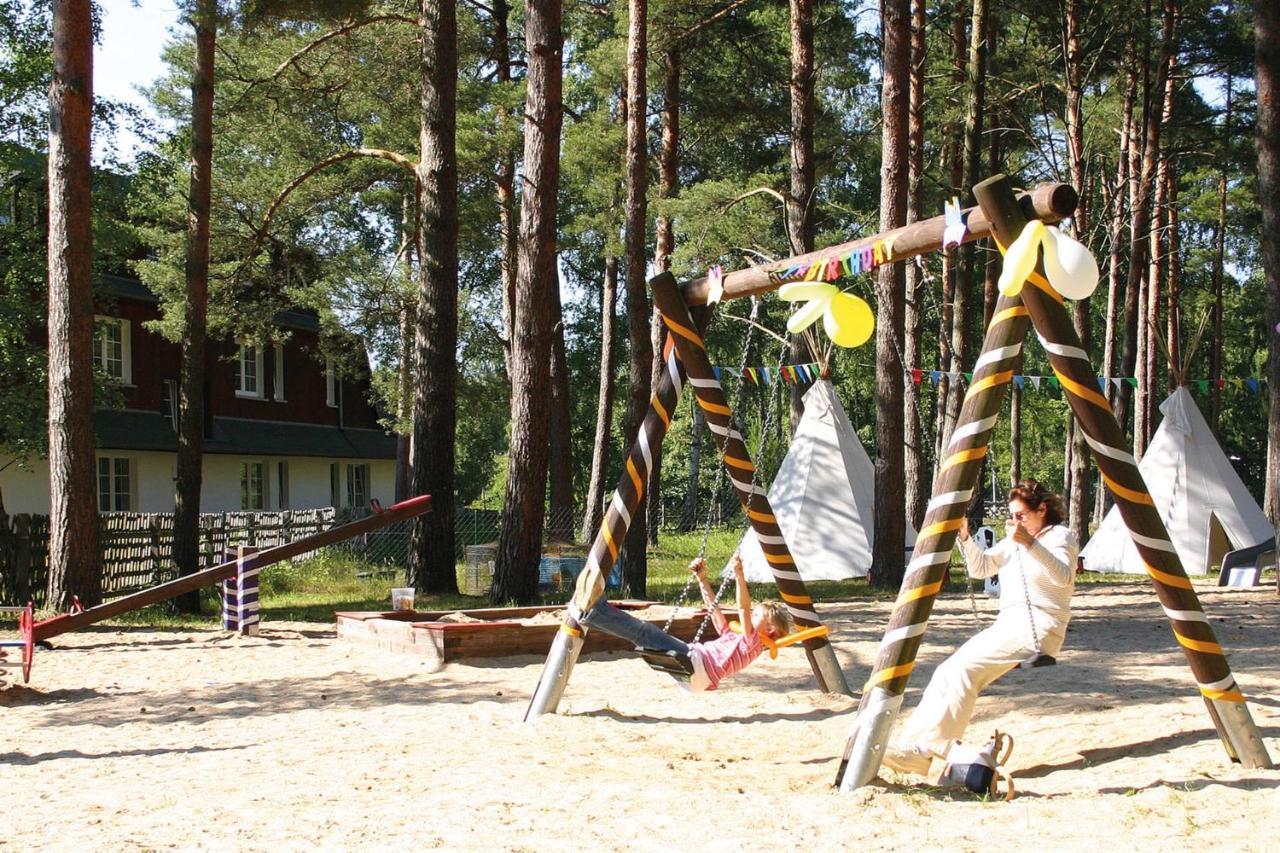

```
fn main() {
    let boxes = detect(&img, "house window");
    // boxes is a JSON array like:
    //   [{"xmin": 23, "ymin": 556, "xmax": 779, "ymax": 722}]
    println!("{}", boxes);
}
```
[
  {"xmin": 162, "ymin": 379, "xmax": 179, "ymax": 431},
  {"xmin": 347, "ymin": 463, "xmax": 370, "ymax": 509},
  {"xmin": 97, "ymin": 456, "xmax": 132, "ymax": 512},
  {"xmin": 93, "ymin": 316, "xmax": 132, "ymax": 384},
  {"xmin": 235, "ymin": 344, "xmax": 263, "ymax": 398},
  {"xmin": 276, "ymin": 461, "xmax": 289, "ymax": 510},
  {"xmin": 273, "ymin": 344, "xmax": 286, "ymax": 401},
  {"xmin": 240, "ymin": 461, "xmax": 266, "ymax": 510},
  {"xmin": 325, "ymin": 358, "xmax": 338, "ymax": 408},
  {"xmin": 329, "ymin": 462, "xmax": 341, "ymax": 507}
]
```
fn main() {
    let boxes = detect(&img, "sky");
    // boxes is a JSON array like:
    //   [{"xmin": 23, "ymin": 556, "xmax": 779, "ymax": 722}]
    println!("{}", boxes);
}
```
[{"xmin": 93, "ymin": 0, "xmax": 183, "ymax": 165}]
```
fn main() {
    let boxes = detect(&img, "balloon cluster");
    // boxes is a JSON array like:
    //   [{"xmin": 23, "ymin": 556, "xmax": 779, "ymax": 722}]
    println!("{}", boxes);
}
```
[
  {"xmin": 779, "ymin": 282, "xmax": 875, "ymax": 348},
  {"xmin": 998, "ymin": 221, "xmax": 1099, "ymax": 299}
]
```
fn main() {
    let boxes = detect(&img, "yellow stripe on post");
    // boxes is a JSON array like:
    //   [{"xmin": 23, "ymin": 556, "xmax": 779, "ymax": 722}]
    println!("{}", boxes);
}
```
[
  {"xmin": 966, "ymin": 369, "xmax": 1014, "ymax": 397},
  {"xmin": 699, "ymin": 398, "xmax": 732, "ymax": 417},
  {"xmin": 602, "ymin": 524, "xmax": 619, "ymax": 559},
  {"xmin": 661, "ymin": 314, "xmax": 706, "ymax": 349},
  {"xmin": 1053, "ymin": 369, "xmax": 1112, "ymax": 411},
  {"xmin": 921, "ymin": 517, "xmax": 964, "ymax": 539},
  {"xmin": 940, "ymin": 445, "xmax": 988, "ymax": 472},
  {"xmin": 864, "ymin": 662, "xmax": 915, "ymax": 690},
  {"xmin": 625, "ymin": 457, "xmax": 644, "ymax": 498},
  {"xmin": 1175, "ymin": 632, "xmax": 1224, "ymax": 656},
  {"xmin": 1201, "ymin": 687, "xmax": 1245, "ymax": 703},
  {"xmin": 652, "ymin": 395, "xmax": 670, "ymax": 427},
  {"xmin": 991, "ymin": 305, "xmax": 1030, "ymax": 327},
  {"xmin": 723, "ymin": 455, "xmax": 755, "ymax": 472},
  {"xmin": 896, "ymin": 580, "xmax": 943, "ymax": 607},
  {"xmin": 1142, "ymin": 560, "xmax": 1194, "ymax": 590},
  {"xmin": 747, "ymin": 509, "xmax": 777, "ymax": 524},
  {"xmin": 1103, "ymin": 473, "xmax": 1157, "ymax": 507},
  {"xmin": 560, "ymin": 623, "xmax": 583, "ymax": 638},
  {"xmin": 779, "ymin": 590, "xmax": 813, "ymax": 605},
  {"xmin": 1026, "ymin": 271, "xmax": 1066, "ymax": 304},
  {"xmin": 764, "ymin": 551, "xmax": 796, "ymax": 565}
]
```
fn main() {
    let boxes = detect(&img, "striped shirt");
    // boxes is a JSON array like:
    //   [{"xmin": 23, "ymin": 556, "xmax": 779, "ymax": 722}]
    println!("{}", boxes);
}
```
[
  {"xmin": 959, "ymin": 523, "xmax": 1079, "ymax": 633},
  {"xmin": 688, "ymin": 628, "xmax": 764, "ymax": 691}
]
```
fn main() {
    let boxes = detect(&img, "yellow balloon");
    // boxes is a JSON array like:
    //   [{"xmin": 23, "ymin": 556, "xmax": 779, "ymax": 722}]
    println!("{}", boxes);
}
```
[{"xmin": 824, "ymin": 293, "xmax": 875, "ymax": 348}]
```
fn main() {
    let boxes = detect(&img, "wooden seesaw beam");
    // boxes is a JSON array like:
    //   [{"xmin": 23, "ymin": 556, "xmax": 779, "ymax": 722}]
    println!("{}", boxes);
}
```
[
  {"xmin": 682, "ymin": 182, "xmax": 1078, "ymax": 305},
  {"xmin": 27, "ymin": 494, "xmax": 432, "ymax": 646}
]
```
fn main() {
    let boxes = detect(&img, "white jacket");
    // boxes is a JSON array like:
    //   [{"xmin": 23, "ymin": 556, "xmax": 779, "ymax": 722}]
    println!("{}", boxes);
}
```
[{"xmin": 959, "ymin": 523, "xmax": 1079, "ymax": 633}]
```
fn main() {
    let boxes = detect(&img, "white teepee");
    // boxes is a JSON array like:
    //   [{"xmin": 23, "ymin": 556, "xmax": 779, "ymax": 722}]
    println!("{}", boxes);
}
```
[
  {"xmin": 730, "ymin": 379, "xmax": 916, "ymax": 582},
  {"xmin": 1081, "ymin": 386, "xmax": 1272, "ymax": 575}
]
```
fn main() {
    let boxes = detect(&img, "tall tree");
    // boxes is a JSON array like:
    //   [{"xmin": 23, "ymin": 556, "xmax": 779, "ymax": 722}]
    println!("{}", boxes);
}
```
[
  {"xmin": 580, "ymin": 255, "xmax": 618, "ymax": 542},
  {"xmin": 902, "ymin": 0, "xmax": 928, "ymax": 530},
  {"xmin": 871, "ymin": 0, "xmax": 909, "ymax": 589},
  {"xmin": 1257, "ymin": 0, "xmax": 1280, "ymax": 523},
  {"xmin": 787, "ymin": 0, "xmax": 816, "ymax": 432},
  {"xmin": 408, "ymin": 0, "xmax": 459, "ymax": 595},
  {"xmin": 493, "ymin": 0, "xmax": 519, "ymax": 374},
  {"xmin": 173, "ymin": 0, "xmax": 219, "ymax": 613},
  {"xmin": 546, "ymin": 280, "xmax": 575, "ymax": 539},
  {"xmin": 618, "ymin": 0, "xmax": 652, "ymax": 593},
  {"xmin": 492, "ymin": 0, "xmax": 563, "ymax": 602},
  {"xmin": 44, "ymin": 0, "xmax": 100, "ymax": 608}
]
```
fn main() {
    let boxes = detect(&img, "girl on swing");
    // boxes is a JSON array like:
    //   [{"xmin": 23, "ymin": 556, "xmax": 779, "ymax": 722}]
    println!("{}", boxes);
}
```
[
  {"xmin": 575, "ymin": 553, "xmax": 791, "ymax": 691},
  {"xmin": 884, "ymin": 479, "xmax": 1079, "ymax": 776}
]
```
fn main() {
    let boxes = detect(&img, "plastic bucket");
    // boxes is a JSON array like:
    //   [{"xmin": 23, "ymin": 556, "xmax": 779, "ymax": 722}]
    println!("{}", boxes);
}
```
[{"xmin": 391, "ymin": 587, "xmax": 416, "ymax": 611}]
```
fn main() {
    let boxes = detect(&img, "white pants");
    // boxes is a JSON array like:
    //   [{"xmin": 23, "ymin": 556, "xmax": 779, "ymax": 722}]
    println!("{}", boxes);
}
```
[{"xmin": 897, "ymin": 614, "xmax": 1066, "ymax": 757}]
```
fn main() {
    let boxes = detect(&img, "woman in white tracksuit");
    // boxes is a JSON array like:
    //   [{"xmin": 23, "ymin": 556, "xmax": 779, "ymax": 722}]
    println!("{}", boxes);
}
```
[{"xmin": 884, "ymin": 479, "xmax": 1079, "ymax": 776}]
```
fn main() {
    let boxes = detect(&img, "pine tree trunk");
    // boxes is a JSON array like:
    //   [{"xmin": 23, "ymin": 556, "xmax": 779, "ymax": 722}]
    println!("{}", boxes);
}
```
[
  {"xmin": 45, "ymin": 0, "xmax": 101, "ymax": 608},
  {"xmin": 408, "ymin": 0, "xmax": 459, "ymax": 596},
  {"xmin": 960, "ymin": 0, "xmax": 987, "ymax": 531},
  {"xmin": 902, "ymin": 0, "xmax": 928, "ymax": 530},
  {"xmin": 937, "ymin": 5, "xmax": 968, "ymax": 464},
  {"xmin": 787, "ymin": 0, "xmax": 816, "ymax": 433},
  {"xmin": 1166, "ymin": 165, "xmax": 1181, "ymax": 390},
  {"xmin": 618, "ymin": 0, "xmax": 652, "ymax": 594},
  {"xmin": 395, "ymin": 196, "xmax": 417, "ymax": 504},
  {"xmin": 1120, "ymin": 1, "xmax": 1179, "ymax": 457},
  {"xmin": 492, "ymin": 0, "xmax": 563, "ymax": 603},
  {"xmin": 1211, "ymin": 74, "xmax": 1231, "ymax": 429},
  {"xmin": 581, "ymin": 256, "xmax": 618, "ymax": 542},
  {"xmin": 646, "ymin": 43, "xmax": 680, "ymax": 546},
  {"xmin": 547, "ymin": 285, "xmax": 575, "ymax": 540},
  {"xmin": 681, "ymin": 405, "xmax": 704, "ymax": 531},
  {"xmin": 173, "ymin": 0, "xmax": 216, "ymax": 613},
  {"xmin": 870, "ymin": 0, "xmax": 910, "ymax": 590},
  {"xmin": 1254, "ymin": 0, "xmax": 1280, "ymax": 523},
  {"xmin": 1064, "ymin": 0, "xmax": 1091, "ymax": 544},
  {"xmin": 1009, "ymin": 381, "xmax": 1022, "ymax": 484},
  {"xmin": 494, "ymin": 0, "xmax": 518, "ymax": 378}
]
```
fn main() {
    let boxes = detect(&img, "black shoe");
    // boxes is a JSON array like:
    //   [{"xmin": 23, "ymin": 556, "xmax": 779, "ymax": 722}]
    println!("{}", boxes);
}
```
[{"xmin": 636, "ymin": 647, "xmax": 694, "ymax": 680}]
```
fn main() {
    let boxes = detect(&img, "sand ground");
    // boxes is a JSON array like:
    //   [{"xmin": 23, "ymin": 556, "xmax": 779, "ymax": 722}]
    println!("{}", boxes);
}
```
[{"xmin": 4, "ymin": 582, "xmax": 1278, "ymax": 851}]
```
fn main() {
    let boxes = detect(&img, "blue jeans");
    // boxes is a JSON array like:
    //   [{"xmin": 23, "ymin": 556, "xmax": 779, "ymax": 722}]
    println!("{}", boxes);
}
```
[{"xmin": 580, "ymin": 600, "xmax": 689, "ymax": 654}]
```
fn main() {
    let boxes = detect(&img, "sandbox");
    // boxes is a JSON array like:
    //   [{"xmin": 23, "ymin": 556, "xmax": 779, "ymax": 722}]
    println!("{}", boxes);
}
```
[{"xmin": 335, "ymin": 601, "xmax": 718, "ymax": 667}]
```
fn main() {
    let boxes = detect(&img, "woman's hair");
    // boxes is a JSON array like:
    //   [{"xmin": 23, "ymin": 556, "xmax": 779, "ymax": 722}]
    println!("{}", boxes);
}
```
[
  {"xmin": 1007, "ymin": 478, "xmax": 1065, "ymax": 525},
  {"xmin": 754, "ymin": 600, "xmax": 791, "ymax": 638}
]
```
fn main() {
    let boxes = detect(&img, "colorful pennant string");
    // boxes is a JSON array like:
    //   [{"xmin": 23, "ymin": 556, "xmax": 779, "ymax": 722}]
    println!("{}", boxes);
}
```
[{"xmin": 906, "ymin": 369, "xmax": 1268, "ymax": 394}]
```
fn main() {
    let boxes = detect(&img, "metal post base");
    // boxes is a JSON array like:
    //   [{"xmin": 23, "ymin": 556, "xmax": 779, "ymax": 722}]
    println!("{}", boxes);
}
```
[
  {"xmin": 524, "ymin": 606, "xmax": 586, "ymax": 721},
  {"xmin": 810, "ymin": 643, "xmax": 853, "ymax": 697},
  {"xmin": 1213, "ymin": 697, "xmax": 1274, "ymax": 769},
  {"xmin": 835, "ymin": 687, "xmax": 903, "ymax": 791}
]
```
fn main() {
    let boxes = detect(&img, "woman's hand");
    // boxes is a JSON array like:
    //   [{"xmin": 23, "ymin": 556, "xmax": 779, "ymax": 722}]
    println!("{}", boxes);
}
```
[
  {"xmin": 958, "ymin": 517, "xmax": 971, "ymax": 542},
  {"xmin": 1008, "ymin": 520, "xmax": 1034, "ymax": 548}
]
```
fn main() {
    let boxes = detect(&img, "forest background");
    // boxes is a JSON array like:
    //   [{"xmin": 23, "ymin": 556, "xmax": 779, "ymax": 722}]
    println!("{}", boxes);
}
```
[{"xmin": 2, "ymin": 0, "xmax": 1277, "ymax": 605}]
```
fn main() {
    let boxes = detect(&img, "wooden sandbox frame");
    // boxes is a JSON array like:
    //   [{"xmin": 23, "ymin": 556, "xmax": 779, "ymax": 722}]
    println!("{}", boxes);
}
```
[{"xmin": 336, "ymin": 601, "xmax": 721, "ymax": 669}]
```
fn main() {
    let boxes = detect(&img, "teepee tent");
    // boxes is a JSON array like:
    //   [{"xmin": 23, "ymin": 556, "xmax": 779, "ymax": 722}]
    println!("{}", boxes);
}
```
[
  {"xmin": 731, "ymin": 380, "xmax": 916, "ymax": 582},
  {"xmin": 1081, "ymin": 386, "xmax": 1272, "ymax": 575}
]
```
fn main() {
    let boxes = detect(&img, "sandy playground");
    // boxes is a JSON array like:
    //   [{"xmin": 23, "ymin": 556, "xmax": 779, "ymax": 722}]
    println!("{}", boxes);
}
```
[{"xmin": 4, "ymin": 582, "xmax": 1278, "ymax": 851}]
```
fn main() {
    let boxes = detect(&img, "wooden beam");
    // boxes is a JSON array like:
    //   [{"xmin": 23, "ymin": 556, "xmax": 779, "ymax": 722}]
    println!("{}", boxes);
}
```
[
  {"xmin": 682, "ymin": 182, "xmax": 1076, "ymax": 305},
  {"xmin": 31, "ymin": 495, "xmax": 432, "ymax": 642}
]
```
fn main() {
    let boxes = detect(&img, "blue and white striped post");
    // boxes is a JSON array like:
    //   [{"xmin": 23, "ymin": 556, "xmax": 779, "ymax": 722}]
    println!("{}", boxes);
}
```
[{"xmin": 221, "ymin": 547, "xmax": 260, "ymax": 635}]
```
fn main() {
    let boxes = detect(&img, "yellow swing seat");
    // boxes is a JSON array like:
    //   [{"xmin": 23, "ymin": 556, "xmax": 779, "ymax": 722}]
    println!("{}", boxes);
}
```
[{"xmin": 728, "ymin": 621, "xmax": 830, "ymax": 659}]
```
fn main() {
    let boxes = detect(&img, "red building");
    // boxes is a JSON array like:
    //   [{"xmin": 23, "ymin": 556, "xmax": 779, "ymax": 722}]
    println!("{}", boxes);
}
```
[{"xmin": 0, "ymin": 276, "xmax": 397, "ymax": 514}]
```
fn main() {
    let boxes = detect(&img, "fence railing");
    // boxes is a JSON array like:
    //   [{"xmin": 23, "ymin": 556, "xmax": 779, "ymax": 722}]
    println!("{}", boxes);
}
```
[{"xmin": 1, "ymin": 499, "xmax": 750, "ymax": 607}]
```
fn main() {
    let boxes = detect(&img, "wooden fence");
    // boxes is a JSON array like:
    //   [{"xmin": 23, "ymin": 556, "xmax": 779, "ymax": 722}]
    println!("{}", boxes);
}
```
[{"xmin": 0, "ymin": 508, "xmax": 336, "ymax": 607}]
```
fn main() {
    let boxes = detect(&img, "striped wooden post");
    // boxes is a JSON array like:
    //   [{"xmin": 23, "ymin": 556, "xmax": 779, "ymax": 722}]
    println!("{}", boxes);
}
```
[
  {"xmin": 648, "ymin": 272, "xmax": 851, "ymax": 696},
  {"xmin": 977, "ymin": 178, "xmax": 1272, "ymax": 769},
  {"xmin": 525, "ymin": 320, "xmax": 699, "ymax": 720},
  {"xmin": 222, "ymin": 546, "xmax": 260, "ymax": 635},
  {"xmin": 835, "ymin": 178, "xmax": 1039, "ymax": 790}
]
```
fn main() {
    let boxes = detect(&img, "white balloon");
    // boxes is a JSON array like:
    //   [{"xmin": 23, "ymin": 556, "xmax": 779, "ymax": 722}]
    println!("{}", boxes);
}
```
[{"xmin": 1042, "ymin": 226, "xmax": 1099, "ymax": 299}]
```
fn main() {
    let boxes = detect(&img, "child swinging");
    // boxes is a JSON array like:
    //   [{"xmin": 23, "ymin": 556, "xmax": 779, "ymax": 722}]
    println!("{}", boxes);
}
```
[{"xmin": 575, "ymin": 553, "xmax": 789, "ymax": 691}]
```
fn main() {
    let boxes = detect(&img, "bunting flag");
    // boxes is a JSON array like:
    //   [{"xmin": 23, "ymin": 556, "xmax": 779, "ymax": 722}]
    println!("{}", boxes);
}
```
[{"xmin": 900, "ymin": 368, "xmax": 1269, "ymax": 396}]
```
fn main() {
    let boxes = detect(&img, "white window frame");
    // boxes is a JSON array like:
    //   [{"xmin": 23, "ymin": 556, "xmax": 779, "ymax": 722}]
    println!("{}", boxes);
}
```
[
  {"xmin": 235, "ymin": 344, "xmax": 264, "ymax": 399},
  {"xmin": 240, "ymin": 460, "xmax": 267, "ymax": 510},
  {"xmin": 93, "ymin": 316, "xmax": 132, "ymax": 385},
  {"xmin": 273, "ymin": 344, "xmax": 286, "ymax": 402},
  {"xmin": 346, "ymin": 462, "xmax": 370, "ymax": 509},
  {"xmin": 96, "ymin": 455, "xmax": 134, "ymax": 512},
  {"xmin": 325, "ymin": 358, "xmax": 338, "ymax": 408},
  {"xmin": 162, "ymin": 379, "xmax": 180, "ymax": 431}
]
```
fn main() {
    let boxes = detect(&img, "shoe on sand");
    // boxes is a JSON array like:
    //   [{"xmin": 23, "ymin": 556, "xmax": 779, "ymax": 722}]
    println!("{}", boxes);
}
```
[{"xmin": 882, "ymin": 745, "xmax": 932, "ymax": 776}]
